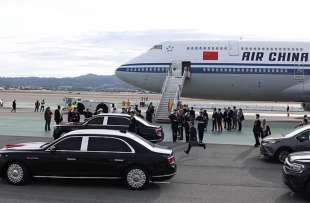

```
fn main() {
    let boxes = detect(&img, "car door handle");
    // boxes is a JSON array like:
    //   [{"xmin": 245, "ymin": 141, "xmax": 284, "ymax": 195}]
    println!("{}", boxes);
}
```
[
  {"xmin": 113, "ymin": 159, "xmax": 124, "ymax": 162},
  {"xmin": 66, "ymin": 157, "xmax": 77, "ymax": 161}
]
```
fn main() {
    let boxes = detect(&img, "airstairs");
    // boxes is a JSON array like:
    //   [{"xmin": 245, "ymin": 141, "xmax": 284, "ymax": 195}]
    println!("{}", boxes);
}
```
[{"xmin": 155, "ymin": 62, "xmax": 189, "ymax": 123}]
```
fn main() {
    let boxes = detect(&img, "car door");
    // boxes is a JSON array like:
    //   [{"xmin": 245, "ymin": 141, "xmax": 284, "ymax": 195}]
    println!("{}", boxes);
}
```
[
  {"xmin": 106, "ymin": 116, "xmax": 130, "ymax": 131},
  {"xmin": 295, "ymin": 131, "xmax": 310, "ymax": 151},
  {"xmin": 78, "ymin": 136, "xmax": 135, "ymax": 177},
  {"xmin": 84, "ymin": 116, "xmax": 107, "ymax": 129},
  {"xmin": 34, "ymin": 136, "xmax": 84, "ymax": 177}
]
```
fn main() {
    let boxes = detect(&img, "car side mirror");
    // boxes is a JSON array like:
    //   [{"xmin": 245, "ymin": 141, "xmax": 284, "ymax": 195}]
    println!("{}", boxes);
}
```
[
  {"xmin": 297, "ymin": 136, "xmax": 307, "ymax": 142},
  {"xmin": 49, "ymin": 145, "xmax": 56, "ymax": 151}
]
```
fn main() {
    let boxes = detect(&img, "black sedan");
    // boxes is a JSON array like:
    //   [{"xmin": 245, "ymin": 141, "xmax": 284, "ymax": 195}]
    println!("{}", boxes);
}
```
[
  {"xmin": 0, "ymin": 129, "xmax": 176, "ymax": 190},
  {"xmin": 282, "ymin": 151, "xmax": 310, "ymax": 195},
  {"xmin": 53, "ymin": 113, "xmax": 164, "ymax": 142}
]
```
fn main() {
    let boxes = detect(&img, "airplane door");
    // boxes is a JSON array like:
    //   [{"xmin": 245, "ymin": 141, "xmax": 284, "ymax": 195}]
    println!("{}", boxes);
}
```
[
  {"xmin": 182, "ymin": 61, "xmax": 191, "ymax": 78},
  {"xmin": 294, "ymin": 65, "xmax": 304, "ymax": 81}
]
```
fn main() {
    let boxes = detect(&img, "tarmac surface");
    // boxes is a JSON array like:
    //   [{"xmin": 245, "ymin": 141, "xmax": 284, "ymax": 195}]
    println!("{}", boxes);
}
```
[{"xmin": 0, "ymin": 135, "xmax": 308, "ymax": 203}]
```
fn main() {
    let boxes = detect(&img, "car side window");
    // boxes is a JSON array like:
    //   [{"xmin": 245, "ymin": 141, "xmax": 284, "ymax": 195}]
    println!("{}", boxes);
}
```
[
  {"xmin": 55, "ymin": 137, "xmax": 82, "ymax": 151},
  {"xmin": 87, "ymin": 117, "xmax": 104, "ymax": 125},
  {"xmin": 87, "ymin": 137, "xmax": 132, "ymax": 152},
  {"xmin": 297, "ymin": 131, "xmax": 310, "ymax": 141},
  {"xmin": 107, "ymin": 117, "xmax": 129, "ymax": 126}
]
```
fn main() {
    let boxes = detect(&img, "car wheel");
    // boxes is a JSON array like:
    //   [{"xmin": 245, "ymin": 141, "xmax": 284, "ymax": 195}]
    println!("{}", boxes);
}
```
[
  {"xmin": 5, "ymin": 162, "xmax": 30, "ymax": 185},
  {"xmin": 277, "ymin": 149, "xmax": 291, "ymax": 163},
  {"xmin": 125, "ymin": 167, "xmax": 149, "ymax": 190}
]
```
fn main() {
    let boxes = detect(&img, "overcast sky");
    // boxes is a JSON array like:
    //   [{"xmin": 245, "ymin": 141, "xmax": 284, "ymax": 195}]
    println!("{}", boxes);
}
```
[{"xmin": 1, "ymin": 0, "xmax": 310, "ymax": 77}]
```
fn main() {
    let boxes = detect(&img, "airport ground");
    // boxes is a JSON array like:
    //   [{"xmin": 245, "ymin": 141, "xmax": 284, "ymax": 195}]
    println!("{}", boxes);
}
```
[{"xmin": 0, "ymin": 90, "xmax": 309, "ymax": 202}]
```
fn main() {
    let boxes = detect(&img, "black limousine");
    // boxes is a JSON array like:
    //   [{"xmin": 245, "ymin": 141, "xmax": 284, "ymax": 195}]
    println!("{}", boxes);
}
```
[
  {"xmin": 0, "ymin": 129, "xmax": 176, "ymax": 190},
  {"xmin": 53, "ymin": 113, "xmax": 164, "ymax": 143}
]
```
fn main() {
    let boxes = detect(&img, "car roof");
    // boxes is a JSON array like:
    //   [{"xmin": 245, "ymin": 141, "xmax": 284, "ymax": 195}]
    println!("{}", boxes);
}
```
[
  {"xmin": 97, "ymin": 113, "xmax": 130, "ymax": 117},
  {"xmin": 65, "ymin": 129, "xmax": 135, "ymax": 139}
]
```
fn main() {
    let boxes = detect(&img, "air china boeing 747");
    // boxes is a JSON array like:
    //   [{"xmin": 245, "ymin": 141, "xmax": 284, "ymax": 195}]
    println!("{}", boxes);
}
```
[{"xmin": 115, "ymin": 40, "xmax": 310, "ymax": 109}]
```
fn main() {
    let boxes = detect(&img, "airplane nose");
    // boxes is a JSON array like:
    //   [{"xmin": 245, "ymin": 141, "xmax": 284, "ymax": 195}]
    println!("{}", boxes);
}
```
[{"xmin": 115, "ymin": 65, "xmax": 125, "ymax": 80}]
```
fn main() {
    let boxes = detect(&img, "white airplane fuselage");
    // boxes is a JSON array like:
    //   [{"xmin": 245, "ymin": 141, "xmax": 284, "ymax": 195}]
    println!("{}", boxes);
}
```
[{"xmin": 115, "ymin": 40, "xmax": 310, "ymax": 102}]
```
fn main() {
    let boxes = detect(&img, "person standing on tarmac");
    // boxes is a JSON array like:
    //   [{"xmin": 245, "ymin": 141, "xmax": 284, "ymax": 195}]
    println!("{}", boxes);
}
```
[
  {"xmin": 54, "ymin": 105, "xmax": 63, "ymax": 125},
  {"xmin": 237, "ymin": 108, "xmax": 244, "ymax": 131},
  {"xmin": 212, "ymin": 108, "xmax": 218, "ymax": 132},
  {"xmin": 177, "ymin": 109, "xmax": 184, "ymax": 140},
  {"xmin": 253, "ymin": 114, "xmax": 262, "ymax": 147},
  {"xmin": 217, "ymin": 108, "xmax": 223, "ymax": 132},
  {"xmin": 184, "ymin": 121, "xmax": 206, "ymax": 154},
  {"xmin": 40, "ymin": 99, "xmax": 45, "ymax": 112},
  {"xmin": 169, "ymin": 110, "xmax": 178, "ymax": 142},
  {"xmin": 232, "ymin": 106, "xmax": 238, "ymax": 129},
  {"xmin": 196, "ymin": 111, "xmax": 206, "ymax": 143},
  {"xmin": 227, "ymin": 107, "xmax": 233, "ymax": 131},
  {"xmin": 128, "ymin": 111, "xmax": 137, "ymax": 133},
  {"xmin": 44, "ymin": 107, "xmax": 53, "ymax": 131},
  {"xmin": 189, "ymin": 107, "xmax": 195, "ymax": 121},
  {"xmin": 223, "ymin": 108, "xmax": 228, "ymax": 129},
  {"xmin": 11, "ymin": 99, "xmax": 16, "ymax": 113}
]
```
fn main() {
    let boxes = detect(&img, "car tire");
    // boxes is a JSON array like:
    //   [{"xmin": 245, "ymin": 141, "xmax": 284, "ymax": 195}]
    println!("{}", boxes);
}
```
[
  {"xmin": 5, "ymin": 162, "xmax": 30, "ymax": 185},
  {"xmin": 276, "ymin": 148, "xmax": 291, "ymax": 163},
  {"xmin": 124, "ymin": 166, "xmax": 149, "ymax": 190}
]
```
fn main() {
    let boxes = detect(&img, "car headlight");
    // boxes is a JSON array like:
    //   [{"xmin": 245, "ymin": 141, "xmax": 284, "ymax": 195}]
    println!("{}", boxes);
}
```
[
  {"xmin": 285, "ymin": 159, "xmax": 305, "ymax": 173},
  {"xmin": 262, "ymin": 139, "xmax": 279, "ymax": 145}
]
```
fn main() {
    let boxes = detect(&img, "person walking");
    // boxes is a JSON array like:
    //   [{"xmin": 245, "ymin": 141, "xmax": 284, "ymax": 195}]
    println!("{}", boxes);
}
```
[
  {"xmin": 169, "ymin": 110, "xmax": 178, "ymax": 142},
  {"xmin": 212, "ymin": 108, "xmax": 218, "ymax": 132},
  {"xmin": 237, "ymin": 108, "xmax": 244, "ymax": 131},
  {"xmin": 287, "ymin": 105, "xmax": 290, "ymax": 117},
  {"xmin": 11, "ymin": 99, "xmax": 16, "ymax": 112},
  {"xmin": 253, "ymin": 114, "xmax": 262, "ymax": 147},
  {"xmin": 262, "ymin": 119, "xmax": 271, "ymax": 138},
  {"xmin": 40, "ymin": 99, "xmax": 45, "ymax": 112},
  {"xmin": 54, "ymin": 105, "xmax": 63, "ymax": 125},
  {"xmin": 196, "ymin": 111, "xmax": 205, "ymax": 143},
  {"xmin": 44, "ymin": 107, "xmax": 53, "ymax": 131},
  {"xmin": 128, "ymin": 111, "xmax": 137, "ymax": 133},
  {"xmin": 71, "ymin": 107, "xmax": 80, "ymax": 122},
  {"xmin": 184, "ymin": 111, "xmax": 190, "ymax": 142},
  {"xmin": 184, "ymin": 122, "xmax": 206, "ymax": 154}
]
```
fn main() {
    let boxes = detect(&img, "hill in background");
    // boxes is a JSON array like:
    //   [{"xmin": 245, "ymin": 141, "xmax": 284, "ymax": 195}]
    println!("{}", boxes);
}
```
[{"xmin": 0, "ymin": 74, "xmax": 140, "ymax": 92}]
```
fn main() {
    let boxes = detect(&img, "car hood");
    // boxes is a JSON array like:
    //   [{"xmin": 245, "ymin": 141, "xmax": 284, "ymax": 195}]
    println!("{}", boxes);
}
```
[
  {"xmin": 289, "ymin": 151, "xmax": 310, "ymax": 162},
  {"xmin": 1, "ymin": 142, "xmax": 47, "ymax": 151},
  {"xmin": 263, "ymin": 134, "xmax": 286, "ymax": 141}
]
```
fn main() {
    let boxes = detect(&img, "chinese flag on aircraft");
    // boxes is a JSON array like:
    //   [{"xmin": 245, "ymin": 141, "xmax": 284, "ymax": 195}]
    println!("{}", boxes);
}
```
[{"xmin": 203, "ymin": 51, "xmax": 218, "ymax": 60}]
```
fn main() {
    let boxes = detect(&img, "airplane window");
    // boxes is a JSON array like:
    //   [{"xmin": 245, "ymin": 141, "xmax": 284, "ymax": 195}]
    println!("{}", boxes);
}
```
[
  {"xmin": 241, "ymin": 47, "xmax": 243, "ymax": 50},
  {"xmin": 245, "ymin": 47, "xmax": 248, "ymax": 50},
  {"xmin": 266, "ymin": 48, "xmax": 269, "ymax": 51},
  {"xmin": 258, "ymin": 48, "xmax": 260, "ymax": 51},
  {"xmin": 300, "ymin": 48, "xmax": 303, "ymax": 51},
  {"xmin": 215, "ymin": 47, "xmax": 219, "ymax": 50},
  {"xmin": 287, "ymin": 48, "xmax": 290, "ymax": 51},
  {"xmin": 224, "ymin": 47, "xmax": 227, "ymax": 50},
  {"xmin": 270, "ymin": 48, "xmax": 273, "ymax": 51},
  {"xmin": 275, "ymin": 48, "xmax": 277, "ymax": 51},
  {"xmin": 292, "ymin": 48, "xmax": 295, "ymax": 51},
  {"xmin": 220, "ymin": 47, "xmax": 223, "ymax": 50},
  {"xmin": 262, "ymin": 48, "xmax": 265, "ymax": 50},
  {"xmin": 249, "ymin": 48, "xmax": 252, "ymax": 51},
  {"xmin": 211, "ymin": 47, "xmax": 215, "ymax": 50},
  {"xmin": 186, "ymin": 47, "xmax": 189, "ymax": 50},
  {"xmin": 253, "ymin": 48, "xmax": 256, "ymax": 51},
  {"xmin": 208, "ymin": 47, "xmax": 210, "ymax": 50},
  {"xmin": 283, "ymin": 48, "xmax": 286, "ymax": 51},
  {"xmin": 279, "ymin": 48, "xmax": 282, "ymax": 51},
  {"xmin": 199, "ymin": 47, "xmax": 202, "ymax": 50},
  {"xmin": 151, "ymin": 45, "xmax": 162, "ymax": 50},
  {"xmin": 203, "ymin": 47, "xmax": 206, "ymax": 50}
]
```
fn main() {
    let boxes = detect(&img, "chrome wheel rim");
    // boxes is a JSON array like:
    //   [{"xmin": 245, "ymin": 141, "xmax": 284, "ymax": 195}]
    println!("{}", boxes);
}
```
[
  {"xmin": 279, "ymin": 151, "xmax": 289, "ymax": 163},
  {"xmin": 127, "ymin": 169, "xmax": 146, "ymax": 189},
  {"xmin": 7, "ymin": 164, "xmax": 24, "ymax": 184}
]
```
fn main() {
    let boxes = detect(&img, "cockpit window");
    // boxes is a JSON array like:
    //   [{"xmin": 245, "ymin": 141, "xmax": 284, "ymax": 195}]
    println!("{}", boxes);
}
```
[{"xmin": 151, "ymin": 45, "xmax": 162, "ymax": 50}]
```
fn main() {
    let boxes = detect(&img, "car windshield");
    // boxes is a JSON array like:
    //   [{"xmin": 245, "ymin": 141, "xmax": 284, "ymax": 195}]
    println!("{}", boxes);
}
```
[
  {"xmin": 283, "ymin": 126, "xmax": 309, "ymax": 138},
  {"xmin": 134, "ymin": 116, "xmax": 156, "ymax": 127},
  {"xmin": 40, "ymin": 142, "xmax": 51, "ymax": 148}
]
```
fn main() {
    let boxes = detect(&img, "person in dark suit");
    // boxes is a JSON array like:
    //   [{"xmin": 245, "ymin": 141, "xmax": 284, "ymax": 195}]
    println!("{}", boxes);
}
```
[
  {"xmin": 212, "ymin": 108, "xmax": 217, "ymax": 132},
  {"xmin": 196, "ymin": 111, "xmax": 205, "ymax": 143},
  {"xmin": 217, "ymin": 108, "xmax": 223, "ymax": 132},
  {"xmin": 184, "ymin": 122, "xmax": 206, "ymax": 154},
  {"xmin": 253, "ymin": 114, "xmax": 262, "ymax": 147},
  {"xmin": 169, "ymin": 110, "xmax": 178, "ymax": 142},
  {"xmin": 128, "ymin": 111, "xmax": 137, "ymax": 133},
  {"xmin": 54, "ymin": 105, "xmax": 63, "ymax": 125}
]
